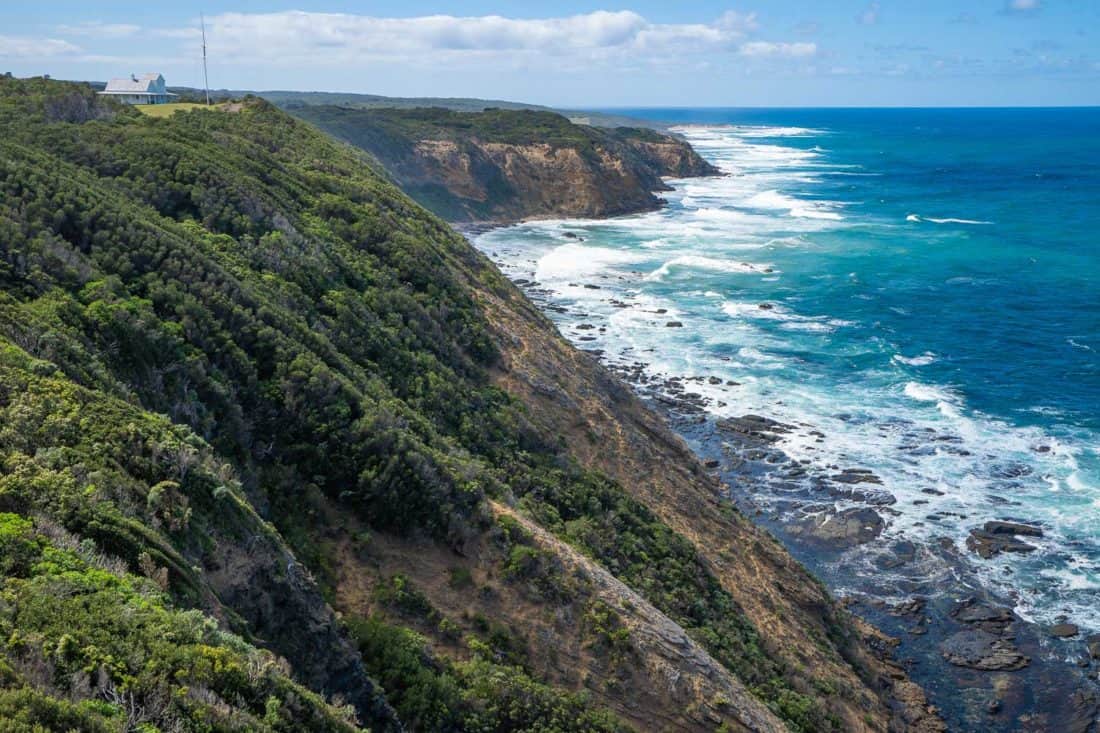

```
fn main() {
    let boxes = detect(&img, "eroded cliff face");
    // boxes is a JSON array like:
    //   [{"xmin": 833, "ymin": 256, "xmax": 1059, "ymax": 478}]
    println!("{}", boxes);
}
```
[{"xmin": 291, "ymin": 106, "xmax": 719, "ymax": 223}]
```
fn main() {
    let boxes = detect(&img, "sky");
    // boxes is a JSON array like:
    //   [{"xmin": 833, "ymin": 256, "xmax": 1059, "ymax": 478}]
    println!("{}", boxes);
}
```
[{"xmin": 2, "ymin": 1, "xmax": 1098, "ymax": 107}]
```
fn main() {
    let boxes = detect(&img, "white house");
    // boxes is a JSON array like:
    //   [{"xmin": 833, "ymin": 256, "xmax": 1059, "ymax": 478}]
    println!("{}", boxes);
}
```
[{"xmin": 98, "ymin": 73, "xmax": 176, "ymax": 105}]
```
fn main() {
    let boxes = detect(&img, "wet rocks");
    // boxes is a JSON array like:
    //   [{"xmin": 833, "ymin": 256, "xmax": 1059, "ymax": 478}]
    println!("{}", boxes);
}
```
[
  {"xmin": 665, "ymin": 320, "xmax": 683, "ymax": 327},
  {"xmin": 714, "ymin": 415, "xmax": 793, "ymax": 446},
  {"xmin": 1051, "ymin": 623, "xmax": 1080, "ymax": 639},
  {"xmin": 876, "ymin": 540, "xmax": 918, "ymax": 570},
  {"xmin": 942, "ymin": 597, "xmax": 1029, "ymax": 672},
  {"xmin": 830, "ymin": 468, "xmax": 883, "ymax": 485},
  {"xmin": 941, "ymin": 630, "xmax": 1029, "ymax": 671},
  {"xmin": 1087, "ymin": 635, "xmax": 1100, "ymax": 659},
  {"xmin": 951, "ymin": 599, "xmax": 1015, "ymax": 634},
  {"xmin": 890, "ymin": 597, "xmax": 927, "ymax": 617},
  {"xmin": 789, "ymin": 507, "xmax": 885, "ymax": 549},
  {"xmin": 983, "ymin": 520, "xmax": 1043, "ymax": 537},
  {"xmin": 966, "ymin": 521, "xmax": 1043, "ymax": 559}
]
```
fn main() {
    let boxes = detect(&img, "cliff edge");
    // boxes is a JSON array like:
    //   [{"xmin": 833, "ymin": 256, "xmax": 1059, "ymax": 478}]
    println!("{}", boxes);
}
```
[{"xmin": 292, "ymin": 105, "xmax": 719, "ymax": 223}]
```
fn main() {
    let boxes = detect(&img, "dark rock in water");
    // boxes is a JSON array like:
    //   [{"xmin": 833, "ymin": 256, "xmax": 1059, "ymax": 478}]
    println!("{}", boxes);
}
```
[
  {"xmin": 941, "ymin": 630, "xmax": 1029, "ymax": 671},
  {"xmin": 575, "ymin": 323, "xmax": 596, "ymax": 330},
  {"xmin": 1068, "ymin": 689, "xmax": 1100, "ymax": 733},
  {"xmin": 665, "ymin": 321, "xmax": 683, "ymax": 328},
  {"xmin": 990, "ymin": 462, "xmax": 1033, "ymax": 479},
  {"xmin": 951, "ymin": 599, "xmax": 1015, "ymax": 633},
  {"xmin": 966, "ymin": 525, "xmax": 1040, "ymax": 559},
  {"xmin": 790, "ymin": 507, "xmax": 884, "ymax": 549},
  {"xmin": 708, "ymin": 376, "xmax": 723, "ymax": 385},
  {"xmin": 890, "ymin": 597, "xmax": 926, "ymax": 617},
  {"xmin": 714, "ymin": 414, "xmax": 793, "ymax": 446},
  {"xmin": 563, "ymin": 232, "xmax": 579, "ymax": 239},
  {"xmin": 653, "ymin": 308, "xmax": 668, "ymax": 314},
  {"xmin": 964, "ymin": 520, "xmax": 1044, "ymax": 558},
  {"xmin": 1052, "ymin": 623, "xmax": 1080, "ymax": 638},
  {"xmin": 830, "ymin": 468, "xmax": 883, "ymax": 485},
  {"xmin": 921, "ymin": 487, "xmax": 945, "ymax": 496},
  {"xmin": 987, "ymin": 699, "xmax": 1002, "ymax": 715},
  {"xmin": 758, "ymin": 303, "xmax": 774, "ymax": 310},
  {"xmin": 983, "ymin": 520, "xmax": 1043, "ymax": 537},
  {"xmin": 876, "ymin": 540, "xmax": 918, "ymax": 570},
  {"xmin": 704, "ymin": 459, "xmax": 720, "ymax": 469},
  {"xmin": 583, "ymin": 283, "xmax": 601, "ymax": 290},
  {"xmin": 1088, "ymin": 635, "xmax": 1100, "ymax": 660}
]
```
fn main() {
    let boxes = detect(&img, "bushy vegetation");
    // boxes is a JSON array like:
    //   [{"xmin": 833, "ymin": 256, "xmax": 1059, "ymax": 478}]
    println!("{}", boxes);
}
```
[
  {"xmin": 295, "ymin": 106, "xmax": 628, "ymax": 155},
  {"xmin": 0, "ymin": 77, "xmax": 835, "ymax": 731},
  {"xmin": 348, "ymin": 615, "xmax": 630, "ymax": 733},
  {"xmin": 0, "ymin": 512, "xmax": 362, "ymax": 732}
]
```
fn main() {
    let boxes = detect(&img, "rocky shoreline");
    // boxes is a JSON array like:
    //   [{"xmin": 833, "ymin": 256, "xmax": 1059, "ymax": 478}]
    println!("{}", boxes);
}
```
[{"xmin": 484, "ymin": 254, "xmax": 1100, "ymax": 732}]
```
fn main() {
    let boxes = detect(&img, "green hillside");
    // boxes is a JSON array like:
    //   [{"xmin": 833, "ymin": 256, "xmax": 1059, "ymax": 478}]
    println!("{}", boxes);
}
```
[{"xmin": 0, "ymin": 77, "xmax": 906, "ymax": 732}]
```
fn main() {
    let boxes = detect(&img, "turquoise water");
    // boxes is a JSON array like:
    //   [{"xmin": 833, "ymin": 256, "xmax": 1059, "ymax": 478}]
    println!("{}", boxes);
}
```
[{"xmin": 474, "ymin": 108, "xmax": 1100, "ymax": 630}]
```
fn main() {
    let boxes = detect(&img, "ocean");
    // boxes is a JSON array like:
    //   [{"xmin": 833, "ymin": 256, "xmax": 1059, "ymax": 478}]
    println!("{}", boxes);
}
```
[{"xmin": 473, "ymin": 107, "xmax": 1100, "ymax": 635}]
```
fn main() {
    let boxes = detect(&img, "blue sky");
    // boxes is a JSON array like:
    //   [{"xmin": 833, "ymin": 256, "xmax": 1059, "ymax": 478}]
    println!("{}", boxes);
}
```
[{"xmin": 3, "ymin": 1, "xmax": 1097, "ymax": 106}]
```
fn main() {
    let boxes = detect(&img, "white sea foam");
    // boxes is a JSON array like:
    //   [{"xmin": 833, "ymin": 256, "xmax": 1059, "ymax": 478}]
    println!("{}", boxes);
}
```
[
  {"xmin": 908, "ymin": 214, "xmax": 993, "ymax": 225},
  {"xmin": 892, "ymin": 352, "xmax": 937, "ymax": 366},
  {"xmin": 646, "ymin": 256, "xmax": 770, "ymax": 281},
  {"xmin": 903, "ymin": 381, "xmax": 957, "ymax": 403},
  {"xmin": 535, "ymin": 243, "xmax": 646, "ymax": 282},
  {"xmin": 791, "ymin": 207, "xmax": 844, "ymax": 220},
  {"xmin": 745, "ymin": 189, "xmax": 844, "ymax": 220},
  {"xmin": 721, "ymin": 301, "xmax": 851, "ymax": 332},
  {"xmin": 671, "ymin": 124, "xmax": 825, "ymax": 138}
]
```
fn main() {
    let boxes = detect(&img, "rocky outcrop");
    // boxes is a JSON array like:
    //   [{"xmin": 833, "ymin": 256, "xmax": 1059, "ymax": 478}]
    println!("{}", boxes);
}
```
[
  {"xmin": 292, "ymin": 106, "xmax": 719, "ymax": 222},
  {"xmin": 941, "ymin": 630, "xmax": 1029, "ymax": 671},
  {"xmin": 967, "ymin": 520, "xmax": 1043, "ymax": 558}
]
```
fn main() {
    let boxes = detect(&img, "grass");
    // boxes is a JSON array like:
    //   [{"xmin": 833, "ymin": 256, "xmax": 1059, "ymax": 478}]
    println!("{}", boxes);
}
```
[{"xmin": 134, "ymin": 102, "xmax": 210, "ymax": 117}]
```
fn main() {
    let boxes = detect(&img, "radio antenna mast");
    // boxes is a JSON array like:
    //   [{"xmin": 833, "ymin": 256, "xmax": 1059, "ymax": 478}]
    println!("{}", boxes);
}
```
[{"xmin": 201, "ymin": 13, "xmax": 210, "ymax": 105}]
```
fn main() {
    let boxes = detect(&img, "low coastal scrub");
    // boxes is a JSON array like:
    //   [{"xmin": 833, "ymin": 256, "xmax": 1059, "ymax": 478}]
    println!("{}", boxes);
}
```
[{"xmin": 348, "ymin": 615, "xmax": 629, "ymax": 732}]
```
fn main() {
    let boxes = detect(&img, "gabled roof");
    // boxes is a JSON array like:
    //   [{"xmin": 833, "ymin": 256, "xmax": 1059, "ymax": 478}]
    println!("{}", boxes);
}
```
[{"xmin": 103, "ymin": 73, "xmax": 164, "ymax": 93}]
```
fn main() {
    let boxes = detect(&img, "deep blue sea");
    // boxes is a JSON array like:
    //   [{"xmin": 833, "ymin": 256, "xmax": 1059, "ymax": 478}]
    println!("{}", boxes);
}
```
[{"xmin": 474, "ymin": 108, "xmax": 1100, "ymax": 630}]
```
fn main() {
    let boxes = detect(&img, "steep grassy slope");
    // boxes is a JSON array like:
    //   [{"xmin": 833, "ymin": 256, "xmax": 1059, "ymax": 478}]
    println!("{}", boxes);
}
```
[
  {"xmin": 290, "ymin": 106, "xmax": 718, "ymax": 222},
  {"xmin": 0, "ymin": 77, "xmax": 935, "ymax": 732}
]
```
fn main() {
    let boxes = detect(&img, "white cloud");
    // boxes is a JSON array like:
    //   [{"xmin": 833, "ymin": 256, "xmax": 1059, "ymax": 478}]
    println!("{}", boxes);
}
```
[
  {"xmin": 715, "ymin": 11, "xmax": 760, "ymax": 33},
  {"xmin": 738, "ymin": 41, "xmax": 817, "ymax": 58},
  {"xmin": 0, "ymin": 35, "xmax": 81, "ymax": 58},
  {"xmin": 193, "ymin": 10, "xmax": 806, "ymax": 67},
  {"xmin": 56, "ymin": 22, "xmax": 141, "ymax": 39},
  {"xmin": 1000, "ymin": 0, "xmax": 1043, "ymax": 15}
]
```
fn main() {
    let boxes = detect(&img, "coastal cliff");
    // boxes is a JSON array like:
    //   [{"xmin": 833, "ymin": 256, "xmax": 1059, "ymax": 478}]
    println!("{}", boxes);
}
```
[
  {"xmin": 0, "ymin": 78, "xmax": 935, "ymax": 732},
  {"xmin": 290, "ymin": 105, "xmax": 719, "ymax": 222}
]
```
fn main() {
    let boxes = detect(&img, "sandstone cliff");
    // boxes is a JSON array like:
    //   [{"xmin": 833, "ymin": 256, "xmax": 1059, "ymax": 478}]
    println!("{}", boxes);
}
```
[{"xmin": 292, "ymin": 105, "xmax": 719, "ymax": 222}]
